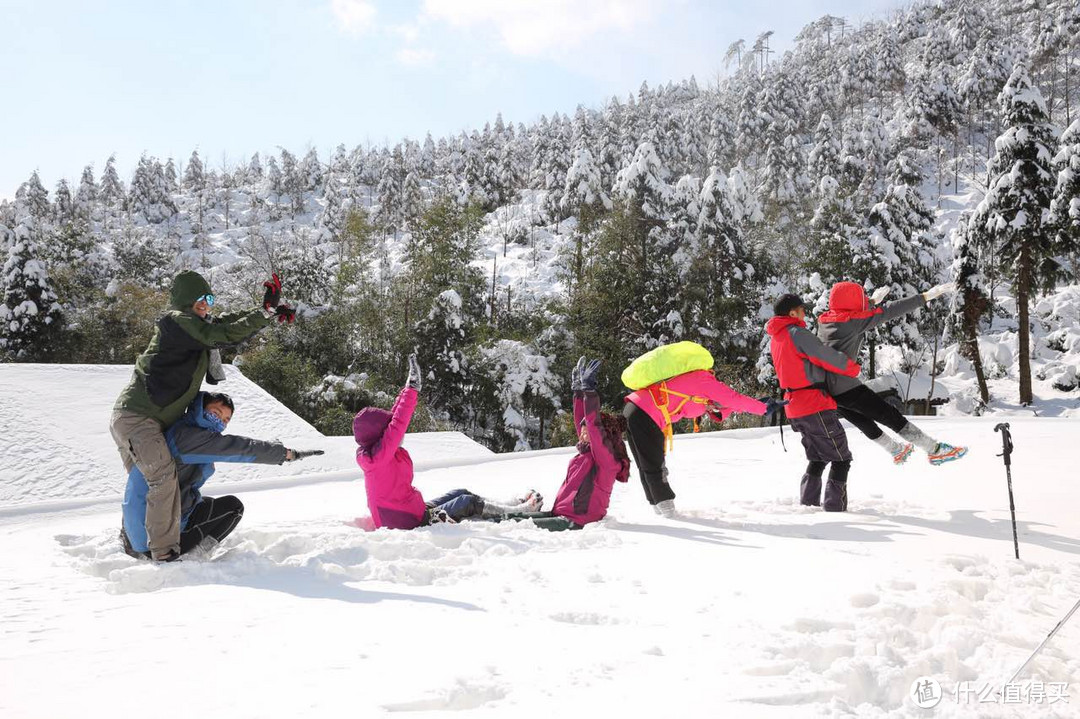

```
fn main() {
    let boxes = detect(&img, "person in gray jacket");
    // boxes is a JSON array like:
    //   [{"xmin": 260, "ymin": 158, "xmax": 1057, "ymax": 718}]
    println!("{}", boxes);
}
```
[
  {"xmin": 816, "ymin": 281, "xmax": 967, "ymax": 466},
  {"xmin": 120, "ymin": 392, "xmax": 320, "ymax": 559}
]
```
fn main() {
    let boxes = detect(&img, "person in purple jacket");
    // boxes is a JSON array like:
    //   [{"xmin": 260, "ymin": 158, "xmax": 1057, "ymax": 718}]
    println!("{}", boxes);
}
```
[
  {"xmin": 494, "ymin": 357, "xmax": 630, "ymax": 532},
  {"xmin": 353, "ymin": 354, "xmax": 542, "ymax": 528}
]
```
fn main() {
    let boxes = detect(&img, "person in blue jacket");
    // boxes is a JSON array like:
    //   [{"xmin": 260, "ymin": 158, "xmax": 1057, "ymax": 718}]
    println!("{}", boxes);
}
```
[{"xmin": 120, "ymin": 392, "xmax": 318, "ymax": 559}]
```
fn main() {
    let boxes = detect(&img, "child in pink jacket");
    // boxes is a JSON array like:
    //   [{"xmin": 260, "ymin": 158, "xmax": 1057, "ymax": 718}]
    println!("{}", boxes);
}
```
[
  {"xmin": 353, "ymin": 354, "xmax": 540, "ymax": 528},
  {"xmin": 550, "ymin": 357, "xmax": 629, "ymax": 524}
]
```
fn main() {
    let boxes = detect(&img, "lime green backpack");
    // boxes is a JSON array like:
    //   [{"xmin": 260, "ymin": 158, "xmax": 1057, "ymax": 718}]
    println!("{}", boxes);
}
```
[{"xmin": 621, "ymin": 341, "xmax": 714, "ymax": 390}]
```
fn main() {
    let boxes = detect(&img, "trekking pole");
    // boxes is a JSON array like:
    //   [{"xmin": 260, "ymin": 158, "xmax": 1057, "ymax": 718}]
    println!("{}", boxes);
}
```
[
  {"xmin": 1005, "ymin": 594, "xmax": 1080, "ymax": 686},
  {"xmin": 994, "ymin": 422, "xmax": 1019, "ymax": 560}
]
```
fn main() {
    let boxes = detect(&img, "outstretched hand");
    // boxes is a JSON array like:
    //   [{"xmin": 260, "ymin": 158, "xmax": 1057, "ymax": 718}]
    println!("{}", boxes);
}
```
[
  {"xmin": 759, "ymin": 397, "xmax": 789, "ymax": 421},
  {"xmin": 870, "ymin": 286, "xmax": 890, "ymax": 305},
  {"xmin": 287, "ymin": 449, "xmax": 325, "ymax": 461},
  {"xmin": 406, "ymin": 353, "xmax": 422, "ymax": 392},
  {"xmin": 923, "ymin": 282, "xmax": 956, "ymax": 302}
]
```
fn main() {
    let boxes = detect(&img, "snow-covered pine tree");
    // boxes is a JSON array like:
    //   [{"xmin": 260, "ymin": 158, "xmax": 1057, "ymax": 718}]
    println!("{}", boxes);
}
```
[
  {"xmin": 163, "ymin": 158, "xmax": 179, "ymax": 194},
  {"xmin": 301, "ymin": 147, "xmax": 323, "ymax": 192},
  {"xmin": 183, "ymin": 150, "xmax": 205, "ymax": 192},
  {"xmin": 0, "ymin": 213, "xmax": 63, "ymax": 360},
  {"xmin": 99, "ymin": 155, "xmax": 125, "ymax": 220},
  {"xmin": 948, "ymin": 212, "xmax": 990, "ymax": 404},
  {"xmin": 74, "ymin": 165, "xmax": 97, "ymax": 224},
  {"xmin": 808, "ymin": 112, "xmax": 842, "ymax": 190},
  {"xmin": 560, "ymin": 146, "xmax": 610, "ymax": 221},
  {"xmin": 1051, "ymin": 118, "xmax": 1080, "ymax": 277},
  {"xmin": 319, "ymin": 173, "xmax": 345, "ymax": 242},
  {"xmin": 53, "ymin": 179, "xmax": 74, "ymax": 225},
  {"xmin": 401, "ymin": 171, "xmax": 424, "ymax": 228},
  {"xmin": 971, "ymin": 62, "xmax": 1060, "ymax": 405},
  {"xmin": 16, "ymin": 172, "xmax": 49, "ymax": 221},
  {"xmin": 129, "ymin": 156, "xmax": 177, "ymax": 225},
  {"xmin": 248, "ymin": 152, "xmax": 264, "ymax": 181}
]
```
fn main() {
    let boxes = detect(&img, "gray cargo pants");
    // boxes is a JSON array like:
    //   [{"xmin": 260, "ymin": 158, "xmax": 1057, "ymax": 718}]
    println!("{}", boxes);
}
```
[{"xmin": 109, "ymin": 410, "xmax": 180, "ymax": 559}]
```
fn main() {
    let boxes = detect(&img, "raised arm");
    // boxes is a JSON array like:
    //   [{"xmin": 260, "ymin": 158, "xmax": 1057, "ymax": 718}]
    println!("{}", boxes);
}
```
[
  {"xmin": 791, "ymin": 327, "xmax": 861, "ymax": 377},
  {"xmin": 578, "ymin": 390, "xmax": 620, "ymax": 472},
  {"xmin": 371, "ymin": 386, "xmax": 419, "ymax": 461}
]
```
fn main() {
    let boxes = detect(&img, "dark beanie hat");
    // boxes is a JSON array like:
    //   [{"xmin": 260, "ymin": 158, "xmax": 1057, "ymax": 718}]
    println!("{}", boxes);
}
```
[{"xmin": 773, "ymin": 293, "xmax": 805, "ymax": 317}]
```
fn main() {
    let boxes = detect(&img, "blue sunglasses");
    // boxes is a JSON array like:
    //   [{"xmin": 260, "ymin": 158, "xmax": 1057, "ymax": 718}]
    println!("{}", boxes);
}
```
[{"xmin": 196, "ymin": 294, "xmax": 216, "ymax": 307}]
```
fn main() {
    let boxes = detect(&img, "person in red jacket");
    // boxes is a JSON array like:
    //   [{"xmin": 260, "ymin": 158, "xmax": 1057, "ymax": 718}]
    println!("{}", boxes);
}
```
[{"xmin": 766, "ymin": 293, "xmax": 863, "ymax": 511}]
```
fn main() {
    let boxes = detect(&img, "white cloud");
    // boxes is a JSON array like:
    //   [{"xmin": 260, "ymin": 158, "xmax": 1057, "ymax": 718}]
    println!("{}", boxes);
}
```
[
  {"xmin": 395, "ymin": 47, "xmax": 436, "ymax": 66},
  {"xmin": 421, "ymin": 0, "xmax": 662, "ymax": 58},
  {"xmin": 330, "ymin": 0, "xmax": 377, "ymax": 35}
]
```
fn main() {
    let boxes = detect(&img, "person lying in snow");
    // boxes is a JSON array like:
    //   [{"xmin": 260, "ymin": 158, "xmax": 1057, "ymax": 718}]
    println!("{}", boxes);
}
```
[
  {"xmin": 120, "ymin": 392, "xmax": 317, "ymax": 560},
  {"xmin": 352, "ymin": 354, "xmax": 542, "ymax": 529},
  {"xmin": 487, "ymin": 357, "xmax": 631, "ymax": 532},
  {"xmin": 816, "ymin": 281, "xmax": 967, "ymax": 466}
]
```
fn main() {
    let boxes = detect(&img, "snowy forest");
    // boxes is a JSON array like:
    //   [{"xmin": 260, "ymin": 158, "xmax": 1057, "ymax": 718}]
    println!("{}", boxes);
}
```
[{"xmin": 3, "ymin": 0, "xmax": 1080, "ymax": 451}]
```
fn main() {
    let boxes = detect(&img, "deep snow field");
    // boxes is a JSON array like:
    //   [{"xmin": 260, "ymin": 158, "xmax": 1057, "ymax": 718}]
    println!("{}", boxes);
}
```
[{"xmin": 1, "ymin": 366, "xmax": 1079, "ymax": 718}]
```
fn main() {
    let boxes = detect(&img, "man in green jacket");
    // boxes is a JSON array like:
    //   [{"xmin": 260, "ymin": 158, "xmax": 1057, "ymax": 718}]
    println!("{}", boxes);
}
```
[{"xmin": 110, "ymin": 270, "xmax": 294, "ymax": 561}]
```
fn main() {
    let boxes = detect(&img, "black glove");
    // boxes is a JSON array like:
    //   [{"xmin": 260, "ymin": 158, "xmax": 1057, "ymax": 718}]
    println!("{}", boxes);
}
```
[
  {"xmin": 406, "ymin": 353, "xmax": 422, "ymax": 391},
  {"xmin": 275, "ymin": 304, "xmax": 296, "ymax": 324},
  {"xmin": 581, "ymin": 358, "xmax": 601, "ymax": 392},
  {"xmin": 570, "ymin": 356, "xmax": 586, "ymax": 392},
  {"xmin": 762, "ymin": 398, "xmax": 789, "ymax": 421},
  {"xmin": 263, "ymin": 273, "xmax": 282, "ymax": 310},
  {"xmin": 288, "ymin": 449, "xmax": 325, "ymax": 461}
]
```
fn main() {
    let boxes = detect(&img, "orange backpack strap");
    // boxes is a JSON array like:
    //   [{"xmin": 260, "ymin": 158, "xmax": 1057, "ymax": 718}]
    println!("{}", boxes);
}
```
[{"xmin": 648, "ymin": 382, "xmax": 709, "ymax": 453}]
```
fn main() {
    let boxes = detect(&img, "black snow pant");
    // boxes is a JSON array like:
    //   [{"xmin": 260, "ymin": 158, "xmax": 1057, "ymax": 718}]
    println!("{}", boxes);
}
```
[
  {"xmin": 497, "ymin": 512, "xmax": 579, "ymax": 532},
  {"xmin": 623, "ymin": 401, "xmax": 675, "ymax": 506},
  {"xmin": 789, "ymin": 410, "xmax": 852, "ymax": 511},
  {"xmin": 179, "ymin": 495, "xmax": 245, "ymax": 555},
  {"xmin": 834, "ymin": 385, "xmax": 910, "ymax": 442}
]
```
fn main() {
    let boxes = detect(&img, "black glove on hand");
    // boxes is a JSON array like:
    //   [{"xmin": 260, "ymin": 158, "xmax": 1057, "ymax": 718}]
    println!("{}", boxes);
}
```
[
  {"xmin": 406, "ymin": 353, "xmax": 422, "ymax": 391},
  {"xmin": 263, "ymin": 273, "xmax": 282, "ymax": 310},
  {"xmin": 763, "ymin": 398, "xmax": 789, "ymax": 421},
  {"xmin": 275, "ymin": 304, "xmax": 296, "ymax": 324},
  {"xmin": 581, "ymin": 358, "xmax": 601, "ymax": 392},
  {"xmin": 570, "ymin": 356, "xmax": 586, "ymax": 392},
  {"xmin": 289, "ymin": 449, "xmax": 325, "ymax": 461}
]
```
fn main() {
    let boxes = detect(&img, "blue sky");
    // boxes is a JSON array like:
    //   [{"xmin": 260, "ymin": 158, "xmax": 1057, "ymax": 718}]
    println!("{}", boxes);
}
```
[{"xmin": 0, "ymin": 0, "xmax": 905, "ymax": 200}]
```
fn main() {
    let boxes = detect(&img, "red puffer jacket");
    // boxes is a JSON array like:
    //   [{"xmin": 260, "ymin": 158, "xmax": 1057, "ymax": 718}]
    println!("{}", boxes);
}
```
[{"xmin": 766, "ymin": 315, "xmax": 861, "ymax": 418}]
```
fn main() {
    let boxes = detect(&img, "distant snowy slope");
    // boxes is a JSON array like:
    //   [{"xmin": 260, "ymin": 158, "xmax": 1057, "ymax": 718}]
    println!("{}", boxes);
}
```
[{"xmin": 0, "ymin": 364, "xmax": 491, "ymax": 506}]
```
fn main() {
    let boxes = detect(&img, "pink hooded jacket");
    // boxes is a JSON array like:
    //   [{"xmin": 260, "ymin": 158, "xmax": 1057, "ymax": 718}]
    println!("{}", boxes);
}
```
[
  {"xmin": 354, "ymin": 387, "xmax": 427, "ymax": 529},
  {"xmin": 551, "ymin": 391, "xmax": 628, "ymax": 526},
  {"xmin": 626, "ymin": 369, "xmax": 767, "ymax": 431}
]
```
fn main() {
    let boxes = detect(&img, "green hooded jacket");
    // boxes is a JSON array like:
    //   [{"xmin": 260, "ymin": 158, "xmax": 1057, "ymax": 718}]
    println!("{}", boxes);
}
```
[{"xmin": 113, "ymin": 271, "xmax": 273, "ymax": 426}]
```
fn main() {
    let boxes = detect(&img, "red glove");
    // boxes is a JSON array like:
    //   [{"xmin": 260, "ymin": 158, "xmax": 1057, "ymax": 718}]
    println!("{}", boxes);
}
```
[
  {"xmin": 262, "ymin": 273, "xmax": 282, "ymax": 310},
  {"xmin": 275, "ymin": 304, "xmax": 296, "ymax": 324}
]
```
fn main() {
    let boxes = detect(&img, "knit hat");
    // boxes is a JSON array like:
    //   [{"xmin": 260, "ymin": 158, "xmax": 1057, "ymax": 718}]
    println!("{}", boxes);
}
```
[
  {"xmin": 773, "ymin": 293, "xmax": 805, "ymax": 317},
  {"xmin": 169, "ymin": 270, "xmax": 212, "ymax": 310},
  {"xmin": 353, "ymin": 407, "xmax": 393, "ymax": 451}
]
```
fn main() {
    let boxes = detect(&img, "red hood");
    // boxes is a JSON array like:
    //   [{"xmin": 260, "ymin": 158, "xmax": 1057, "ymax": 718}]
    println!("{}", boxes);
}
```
[
  {"xmin": 766, "ymin": 315, "xmax": 805, "ymax": 336},
  {"xmin": 820, "ymin": 281, "xmax": 882, "ymax": 323}
]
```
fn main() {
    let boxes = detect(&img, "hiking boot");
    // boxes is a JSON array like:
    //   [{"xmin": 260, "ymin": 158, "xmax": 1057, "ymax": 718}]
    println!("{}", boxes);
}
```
[
  {"xmin": 119, "ymin": 527, "xmax": 150, "ymax": 560},
  {"xmin": 928, "ymin": 443, "xmax": 968, "ymax": 466},
  {"xmin": 654, "ymin": 499, "xmax": 677, "ymax": 518},
  {"xmin": 893, "ymin": 442, "xmax": 915, "ymax": 465}
]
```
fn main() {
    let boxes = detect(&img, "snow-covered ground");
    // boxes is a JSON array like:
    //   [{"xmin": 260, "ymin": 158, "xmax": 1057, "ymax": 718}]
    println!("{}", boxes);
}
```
[
  {"xmin": 2, "ymin": 369, "xmax": 1078, "ymax": 716},
  {"xmin": 0, "ymin": 364, "xmax": 492, "ymax": 508}
]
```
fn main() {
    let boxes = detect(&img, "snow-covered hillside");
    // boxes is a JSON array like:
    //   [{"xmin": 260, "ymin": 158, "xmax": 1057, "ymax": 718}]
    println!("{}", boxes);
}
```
[
  {"xmin": 0, "ymin": 364, "xmax": 492, "ymax": 508},
  {"xmin": 1, "ymin": 364, "xmax": 1078, "ymax": 716}
]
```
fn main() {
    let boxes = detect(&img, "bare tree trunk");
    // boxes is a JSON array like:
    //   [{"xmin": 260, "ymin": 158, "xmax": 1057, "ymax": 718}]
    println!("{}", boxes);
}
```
[{"xmin": 1017, "ymin": 252, "xmax": 1033, "ymax": 405}]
